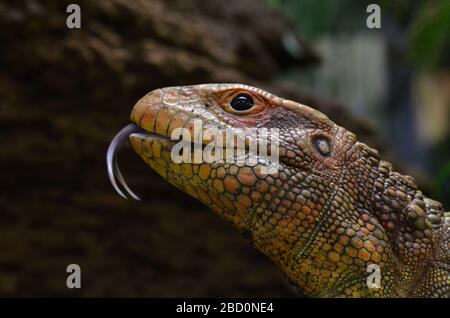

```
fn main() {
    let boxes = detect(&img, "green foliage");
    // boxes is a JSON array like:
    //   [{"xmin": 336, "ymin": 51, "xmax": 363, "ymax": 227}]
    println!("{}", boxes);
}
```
[
  {"xmin": 434, "ymin": 159, "xmax": 450, "ymax": 207},
  {"xmin": 409, "ymin": 1, "xmax": 450, "ymax": 69},
  {"xmin": 268, "ymin": 0, "xmax": 450, "ymax": 69},
  {"xmin": 266, "ymin": 0, "xmax": 372, "ymax": 40}
]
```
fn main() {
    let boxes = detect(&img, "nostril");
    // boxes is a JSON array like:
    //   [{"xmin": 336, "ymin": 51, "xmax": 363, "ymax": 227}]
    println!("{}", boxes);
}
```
[{"xmin": 143, "ymin": 89, "xmax": 163, "ymax": 104}]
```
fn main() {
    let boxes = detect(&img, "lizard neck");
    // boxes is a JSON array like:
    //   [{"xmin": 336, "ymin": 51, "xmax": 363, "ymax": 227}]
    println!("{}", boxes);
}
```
[{"xmin": 368, "ymin": 157, "xmax": 447, "ymax": 296}]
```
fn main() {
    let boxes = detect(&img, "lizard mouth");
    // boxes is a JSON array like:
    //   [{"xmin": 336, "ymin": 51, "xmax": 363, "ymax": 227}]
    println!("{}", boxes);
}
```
[
  {"xmin": 106, "ymin": 123, "xmax": 172, "ymax": 201},
  {"xmin": 107, "ymin": 117, "xmax": 215, "ymax": 201}
]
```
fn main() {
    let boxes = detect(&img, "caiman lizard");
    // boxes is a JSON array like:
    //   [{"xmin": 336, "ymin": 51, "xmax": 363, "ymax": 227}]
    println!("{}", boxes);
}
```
[{"xmin": 107, "ymin": 84, "xmax": 449, "ymax": 297}]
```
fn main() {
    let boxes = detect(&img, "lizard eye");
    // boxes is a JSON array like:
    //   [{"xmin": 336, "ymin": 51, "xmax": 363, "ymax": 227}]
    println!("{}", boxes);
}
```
[
  {"xmin": 230, "ymin": 94, "xmax": 254, "ymax": 111},
  {"xmin": 220, "ymin": 91, "xmax": 267, "ymax": 116}
]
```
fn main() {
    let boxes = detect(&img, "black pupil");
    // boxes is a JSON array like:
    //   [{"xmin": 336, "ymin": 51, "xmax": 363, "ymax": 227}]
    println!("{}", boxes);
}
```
[{"xmin": 230, "ymin": 94, "xmax": 254, "ymax": 111}]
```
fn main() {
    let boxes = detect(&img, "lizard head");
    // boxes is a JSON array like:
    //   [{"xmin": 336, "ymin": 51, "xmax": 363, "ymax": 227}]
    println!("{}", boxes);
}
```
[
  {"xmin": 124, "ymin": 84, "xmax": 355, "ymax": 229},
  {"xmin": 108, "ymin": 84, "xmax": 437, "ymax": 297}
]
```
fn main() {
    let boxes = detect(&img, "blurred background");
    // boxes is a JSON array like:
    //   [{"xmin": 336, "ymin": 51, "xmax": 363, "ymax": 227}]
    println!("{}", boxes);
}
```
[{"xmin": 0, "ymin": 0, "xmax": 448, "ymax": 297}]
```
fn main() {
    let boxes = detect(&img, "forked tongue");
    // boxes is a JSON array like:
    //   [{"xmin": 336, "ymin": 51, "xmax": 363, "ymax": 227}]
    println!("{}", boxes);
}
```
[{"xmin": 106, "ymin": 123, "xmax": 142, "ymax": 200}]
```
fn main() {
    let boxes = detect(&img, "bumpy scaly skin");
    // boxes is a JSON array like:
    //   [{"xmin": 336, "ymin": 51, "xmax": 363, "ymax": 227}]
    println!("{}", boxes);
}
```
[{"xmin": 128, "ymin": 84, "xmax": 449, "ymax": 297}]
